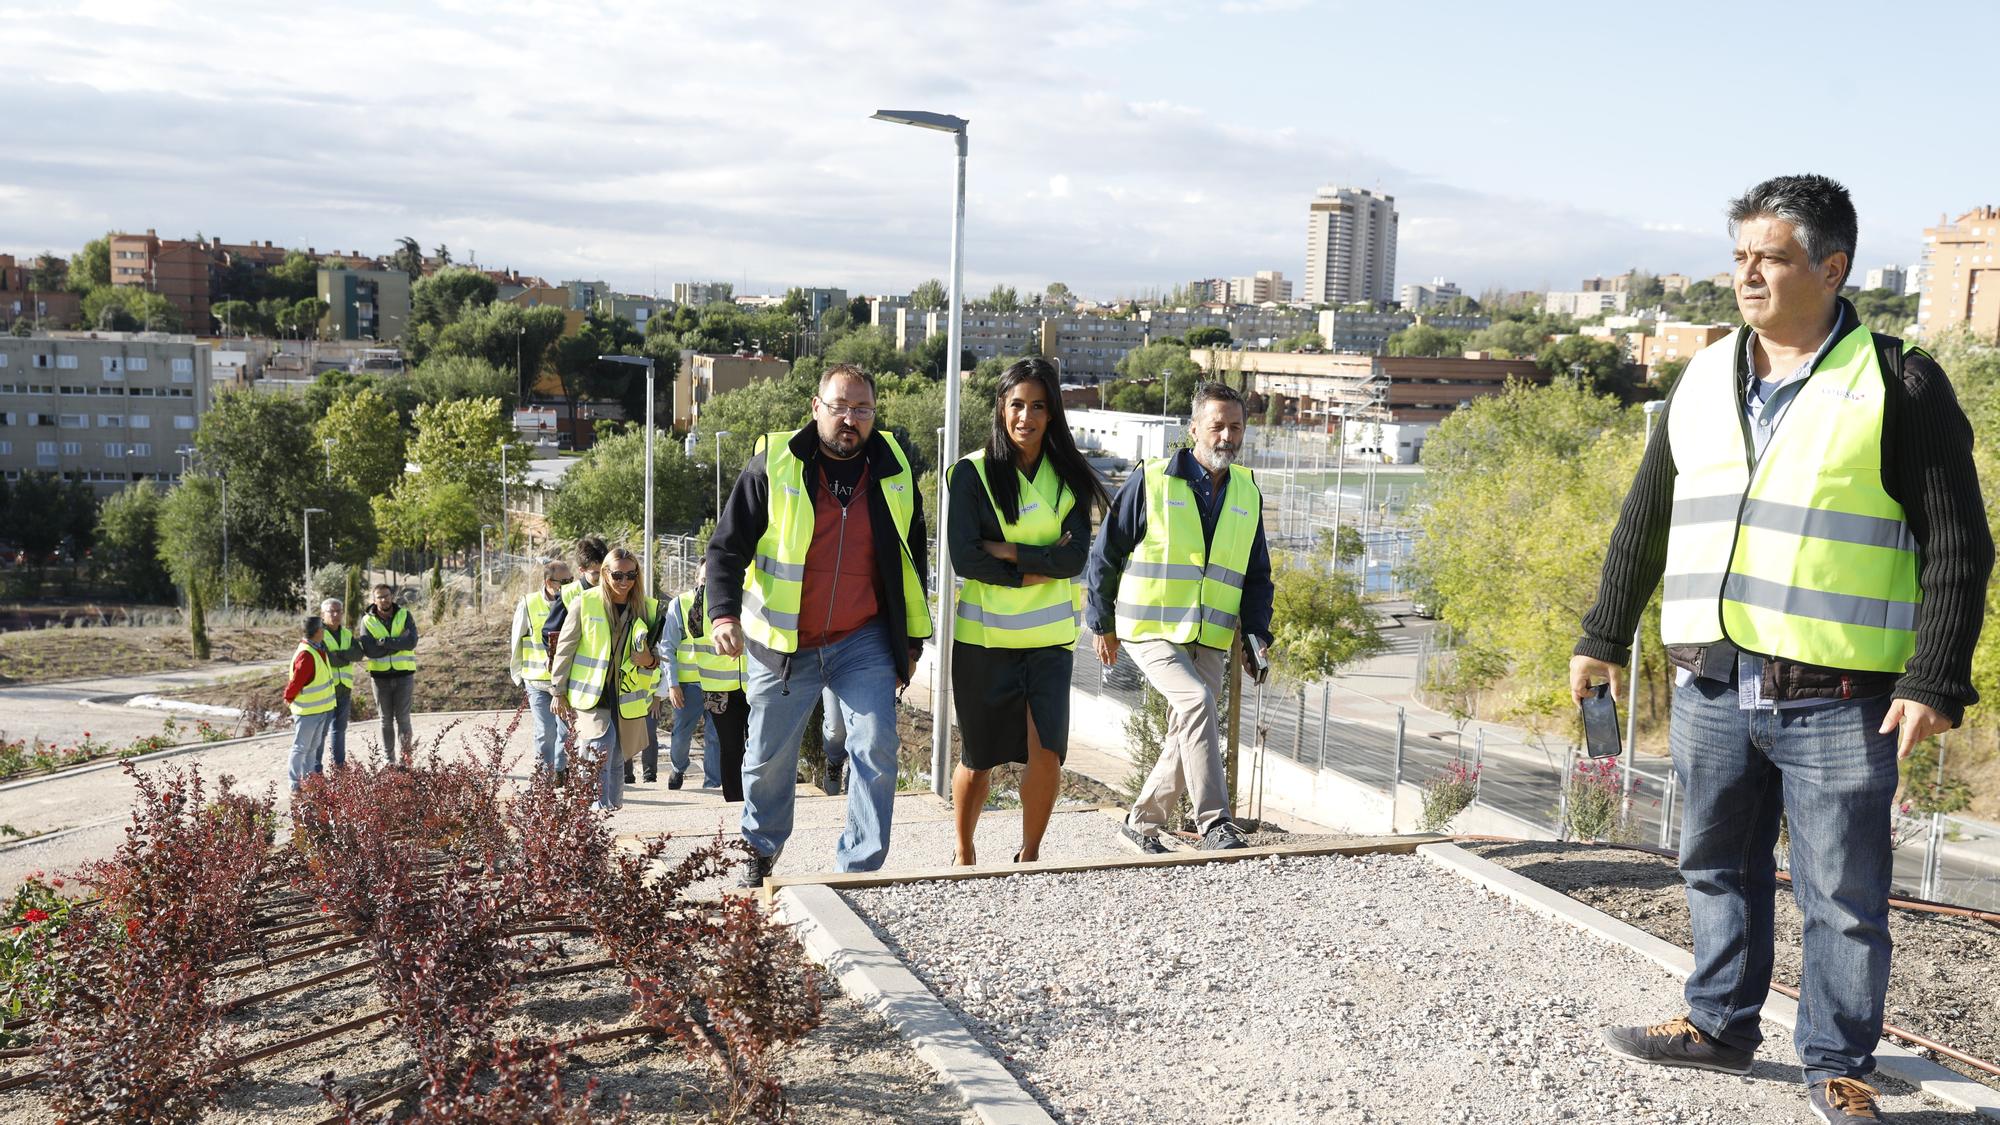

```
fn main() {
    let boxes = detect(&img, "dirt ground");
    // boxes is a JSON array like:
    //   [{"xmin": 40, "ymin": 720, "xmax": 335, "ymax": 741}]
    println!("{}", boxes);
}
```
[
  {"xmin": 0, "ymin": 925, "xmax": 971, "ymax": 1124},
  {"xmin": 0, "ymin": 624, "xmax": 294, "ymax": 686},
  {"xmin": 1465, "ymin": 839, "xmax": 2000, "ymax": 1092}
]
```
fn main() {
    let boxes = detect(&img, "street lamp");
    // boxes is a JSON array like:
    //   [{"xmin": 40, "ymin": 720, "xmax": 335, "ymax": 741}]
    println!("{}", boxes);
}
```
[
  {"xmin": 499, "ymin": 441, "xmax": 510, "ymax": 555},
  {"xmin": 479, "ymin": 523, "xmax": 495, "ymax": 605},
  {"xmin": 322, "ymin": 437, "xmax": 335, "ymax": 480},
  {"xmin": 302, "ymin": 507, "xmax": 328, "ymax": 607},
  {"xmin": 713, "ymin": 430, "xmax": 732, "ymax": 517},
  {"xmin": 516, "ymin": 325, "xmax": 527, "ymax": 404},
  {"xmin": 598, "ymin": 355, "xmax": 656, "ymax": 598},
  {"xmin": 1161, "ymin": 367, "xmax": 1172, "ymax": 420},
  {"xmin": 873, "ymin": 107, "xmax": 969, "ymax": 798}
]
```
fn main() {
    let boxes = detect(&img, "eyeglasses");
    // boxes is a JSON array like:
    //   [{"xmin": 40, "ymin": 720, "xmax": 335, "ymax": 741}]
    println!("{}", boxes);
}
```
[
  {"xmin": 818, "ymin": 399, "xmax": 876, "ymax": 421},
  {"xmin": 607, "ymin": 570, "xmax": 639, "ymax": 582}
]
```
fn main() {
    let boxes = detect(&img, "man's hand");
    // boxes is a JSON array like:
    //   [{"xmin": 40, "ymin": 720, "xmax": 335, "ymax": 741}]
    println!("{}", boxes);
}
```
[
  {"xmin": 713, "ymin": 620, "xmax": 744, "ymax": 658},
  {"xmin": 978, "ymin": 540, "xmax": 1019, "ymax": 563},
  {"xmin": 1021, "ymin": 573, "xmax": 1052, "ymax": 586},
  {"xmin": 1880, "ymin": 699, "xmax": 1951, "ymax": 759},
  {"xmin": 669, "ymin": 684, "xmax": 685, "ymax": 709},
  {"xmin": 1568, "ymin": 654, "xmax": 1623, "ymax": 704},
  {"xmin": 555, "ymin": 700, "xmax": 574, "ymax": 725},
  {"xmin": 1093, "ymin": 632, "xmax": 1119, "ymax": 668},
  {"xmin": 634, "ymin": 648, "xmax": 658, "ymax": 670}
]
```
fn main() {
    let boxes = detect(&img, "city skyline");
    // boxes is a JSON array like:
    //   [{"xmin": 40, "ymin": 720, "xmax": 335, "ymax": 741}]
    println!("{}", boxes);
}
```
[{"xmin": 1, "ymin": 0, "xmax": 1989, "ymax": 302}]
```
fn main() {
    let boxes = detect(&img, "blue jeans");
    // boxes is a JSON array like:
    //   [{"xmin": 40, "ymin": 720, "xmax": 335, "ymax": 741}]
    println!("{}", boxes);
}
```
[
  {"xmin": 669, "ymin": 680, "xmax": 722, "ymax": 786},
  {"xmin": 525, "ymin": 683, "xmax": 567, "ymax": 773},
  {"xmin": 582, "ymin": 708, "xmax": 623, "ymax": 811},
  {"xmin": 289, "ymin": 710, "xmax": 334, "ymax": 792},
  {"xmin": 1670, "ymin": 676, "xmax": 1898, "ymax": 1083},
  {"xmin": 821, "ymin": 684, "xmax": 847, "ymax": 766},
  {"xmin": 314, "ymin": 690, "xmax": 350, "ymax": 772},
  {"xmin": 741, "ymin": 622, "xmax": 901, "ymax": 872}
]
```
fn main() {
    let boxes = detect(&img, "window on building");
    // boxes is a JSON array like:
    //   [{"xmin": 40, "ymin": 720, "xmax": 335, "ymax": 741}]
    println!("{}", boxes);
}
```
[
  {"xmin": 130, "ymin": 442, "xmax": 150, "ymax": 457},
  {"xmin": 96, "ymin": 414, "xmax": 123, "ymax": 427},
  {"xmin": 127, "ymin": 357, "xmax": 147, "ymax": 372},
  {"xmin": 56, "ymin": 355, "xmax": 77, "ymax": 369},
  {"xmin": 129, "ymin": 415, "xmax": 150, "ymax": 429},
  {"xmin": 58, "ymin": 414, "xmax": 87, "ymax": 428},
  {"xmin": 32, "ymin": 354, "xmax": 51, "ymax": 369},
  {"xmin": 171, "ymin": 357, "xmax": 193, "ymax": 374},
  {"xmin": 60, "ymin": 441, "xmax": 81, "ymax": 456},
  {"xmin": 104, "ymin": 444, "xmax": 124, "ymax": 459},
  {"xmin": 102, "ymin": 357, "xmax": 123, "ymax": 375},
  {"xmin": 173, "ymin": 415, "xmax": 195, "ymax": 430},
  {"xmin": 0, "ymin": 442, "xmax": 9, "ymax": 455}
]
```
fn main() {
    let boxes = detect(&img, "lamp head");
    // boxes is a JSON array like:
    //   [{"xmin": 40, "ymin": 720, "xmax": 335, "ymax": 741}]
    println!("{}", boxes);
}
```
[{"xmin": 871, "ymin": 109, "xmax": 968, "ymax": 133}]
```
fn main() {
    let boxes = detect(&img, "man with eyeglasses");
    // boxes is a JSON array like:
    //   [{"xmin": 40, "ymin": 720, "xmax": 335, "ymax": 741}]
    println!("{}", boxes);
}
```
[
  {"xmin": 551, "ymin": 545, "xmax": 662, "ymax": 811},
  {"xmin": 708, "ymin": 363, "xmax": 932, "ymax": 886}
]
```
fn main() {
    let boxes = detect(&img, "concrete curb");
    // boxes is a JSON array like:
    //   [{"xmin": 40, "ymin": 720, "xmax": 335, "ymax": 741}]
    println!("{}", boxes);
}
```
[
  {"xmin": 1416, "ymin": 842, "xmax": 2000, "ymax": 1120},
  {"xmin": 0, "ymin": 815, "xmax": 127, "ymax": 856},
  {"xmin": 774, "ymin": 884, "xmax": 1057, "ymax": 1125}
]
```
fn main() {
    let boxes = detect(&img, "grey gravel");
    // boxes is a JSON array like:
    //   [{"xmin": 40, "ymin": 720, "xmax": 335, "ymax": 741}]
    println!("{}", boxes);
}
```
[{"xmin": 846, "ymin": 853, "xmax": 1976, "ymax": 1124}]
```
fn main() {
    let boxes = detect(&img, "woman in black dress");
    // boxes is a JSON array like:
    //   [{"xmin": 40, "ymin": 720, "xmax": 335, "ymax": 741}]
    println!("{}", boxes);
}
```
[{"xmin": 947, "ymin": 357, "xmax": 1109, "ymax": 864}]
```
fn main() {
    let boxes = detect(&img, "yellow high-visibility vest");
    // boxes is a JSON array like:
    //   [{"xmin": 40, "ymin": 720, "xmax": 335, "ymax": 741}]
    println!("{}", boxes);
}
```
[
  {"xmin": 361, "ymin": 607, "xmax": 415, "ymax": 674},
  {"xmin": 952, "ymin": 450, "xmax": 1082, "ymax": 650},
  {"xmin": 515, "ymin": 591, "xmax": 555, "ymax": 684},
  {"xmin": 288, "ymin": 642, "xmax": 336, "ymax": 717},
  {"xmin": 1114, "ymin": 458, "xmax": 1260, "ymax": 649},
  {"xmin": 741, "ymin": 429, "xmax": 932, "ymax": 652},
  {"xmin": 672, "ymin": 590, "xmax": 703, "ymax": 685},
  {"xmin": 323, "ymin": 626, "xmax": 356, "ymax": 690},
  {"xmin": 1662, "ymin": 325, "xmax": 1920, "ymax": 672},
  {"xmin": 566, "ymin": 588, "xmax": 661, "ymax": 714}
]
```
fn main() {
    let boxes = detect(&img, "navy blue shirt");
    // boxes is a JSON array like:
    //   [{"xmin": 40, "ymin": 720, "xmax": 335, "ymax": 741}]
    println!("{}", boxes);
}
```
[{"xmin": 1084, "ymin": 448, "xmax": 1274, "ymax": 645}]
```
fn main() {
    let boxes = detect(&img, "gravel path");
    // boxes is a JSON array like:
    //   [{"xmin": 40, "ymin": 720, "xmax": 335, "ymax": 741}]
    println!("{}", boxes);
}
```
[{"xmin": 847, "ymin": 853, "xmax": 1978, "ymax": 1124}]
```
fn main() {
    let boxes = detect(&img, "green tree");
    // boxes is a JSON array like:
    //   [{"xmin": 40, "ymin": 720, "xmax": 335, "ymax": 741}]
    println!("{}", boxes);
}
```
[
  {"xmin": 70, "ymin": 236, "xmax": 110, "ymax": 290},
  {"xmin": 1464, "ymin": 319, "xmax": 1549, "ymax": 358},
  {"xmin": 689, "ymin": 371, "xmax": 818, "ymax": 506},
  {"xmin": 1045, "ymin": 281, "xmax": 1074, "ymax": 306},
  {"xmin": 29, "ymin": 253, "xmax": 66, "ymax": 291},
  {"xmin": 1186, "ymin": 326, "xmax": 1232, "ymax": 348},
  {"xmin": 1267, "ymin": 559, "xmax": 1387, "ymax": 682},
  {"xmin": 1275, "ymin": 330, "xmax": 1324, "ymax": 352},
  {"xmin": 407, "ymin": 396, "xmax": 524, "ymax": 512},
  {"xmin": 982, "ymin": 284, "xmax": 1020, "ymax": 312},
  {"xmin": 186, "ymin": 580, "xmax": 210, "ymax": 660},
  {"xmin": 281, "ymin": 296, "xmax": 329, "ymax": 339},
  {"xmin": 81, "ymin": 287, "xmax": 182, "ymax": 332},
  {"xmin": 909, "ymin": 278, "xmax": 947, "ymax": 312},
  {"xmin": 1537, "ymin": 335, "xmax": 1631, "ymax": 396},
  {"xmin": 156, "ymin": 474, "xmax": 225, "ymax": 602},
  {"xmin": 411, "ymin": 266, "xmax": 499, "ymax": 330},
  {"xmin": 425, "ymin": 301, "xmax": 567, "ymax": 394},
  {"xmin": 316, "ymin": 387, "xmax": 407, "ymax": 499},
  {"xmin": 4, "ymin": 473, "xmax": 93, "ymax": 555},
  {"xmin": 1387, "ymin": 324, "xmax": 1469, "ymax": 358},
  {"xmin": 389, "ymin": 236, "xmax": 424, "ymax": 280},
  {"xmin": 408, "ymin": 354, "xmax": 516, "ymax": 411},
  {"xmin": 544, "ymin": 427, "xmax": 707, "ymax": 540},
  {"xmin": 375, "ymin": 479, "xmax": 483, "ymax": 558},
  {"xmin": 1110, "ymin": 340, "xmax": 1204, "ymax": 414},
  {"xmin": 1650, "ymin": 356, "xmax": 1690, "ymax": 396},
  {"xmin": 269, "ymin": 250, "xmax": 320, "ymax": 302},
  {"xmin": 822, "ymin": 327, "xmax": 909, "ymax": 377},
  {"xmin": 211, "ymin": 299, "xmax": 266, "ymax": 336},
  {"xmin": 94, "ymin": 484, "xmax": 176, "ymax": 602}
]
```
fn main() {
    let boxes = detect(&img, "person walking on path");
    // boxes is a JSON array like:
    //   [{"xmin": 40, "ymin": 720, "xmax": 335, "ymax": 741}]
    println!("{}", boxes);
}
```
[
  {"xmin": 946, "ymin": 358, "xmax": 1106, "ymax": 865},
  {"xmin": 316, "ymin": 597, "xmax": 356, "ymax": 772},
  {"xmin": 1573, "ymin": 175, "xmax": 1991, "ymax": 1125},
  {"xmin": 659, "ymin": 562, "xmax": 724, "ymax": 789},
  {"xmin": 657, "ymin": 561, "xmax": 752, "ymax": 800},
  {"xmin": 708, "ymin": 363, "xmax": 931, "ymax": 886},
  {"xmin": 1087, "ymin": 381, "xmax": 1272, "ymax": 856},
  {"xmin": 511, "ymin": 558, "xmax": 574, "ymax": 779},
  {"xmin": 357, "ymin": 583, "xmax": 418, "ymax": 765},
  {"xmin": 283, "ymin": 616, "xmax": 338, "ymax": 792},
  {"xmin": 551, "ymin": 546, "xmax": 661, "ymax": 811}
]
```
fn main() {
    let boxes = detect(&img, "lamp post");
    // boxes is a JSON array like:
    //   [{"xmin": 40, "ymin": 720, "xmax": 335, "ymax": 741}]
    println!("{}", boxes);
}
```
[
  {"xmin": 713, "ymin": 430, "xmax": 732, "ymax": 517},
  {"xmin": 516, "ymin": 325, "xmax": 527, "ymax": 404},
  {"xmin": 302, "ymin": 507, "xmax": 328, "ymax": 607},
  {"xmin": 1161, "ymin": 367, "xmax": 1172, "ymax": 420},
  {"xmin": 873, "ymin": 107, "xmax": 969, "ymax": 798},
  {"xmin": 597, "ymin": 355, "xmax": 656, "ymax": 597},
  {"xmin": 479, "ymin": 524, "xmax": 494, "ymax": 606},
  {"xmin": 499, "ymin": 441, "xmax": 509, "ymax": 554}
]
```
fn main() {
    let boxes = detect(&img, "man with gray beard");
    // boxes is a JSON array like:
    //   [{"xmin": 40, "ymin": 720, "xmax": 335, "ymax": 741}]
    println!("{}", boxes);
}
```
[{"xmin": 1086, "ymin": 382, "xmax": 1273, "ymax": 854}]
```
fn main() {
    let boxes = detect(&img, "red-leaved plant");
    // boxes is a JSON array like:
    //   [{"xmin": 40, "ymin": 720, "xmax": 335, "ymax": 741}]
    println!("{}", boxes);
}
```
[{"xmin": 321, "ymin": 1038, "xmax": 629, "ymax": 1123}]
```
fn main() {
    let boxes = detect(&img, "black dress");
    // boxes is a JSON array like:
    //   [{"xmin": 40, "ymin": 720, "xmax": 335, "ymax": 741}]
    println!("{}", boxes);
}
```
[{"xmin": 945, "ymin": 455, "xmax": 1091, "ymax": 769}]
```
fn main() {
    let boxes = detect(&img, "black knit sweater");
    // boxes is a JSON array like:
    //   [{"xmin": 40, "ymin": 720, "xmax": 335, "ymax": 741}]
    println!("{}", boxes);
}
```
[{"xmin": 1575, "ymin": 301, "xmax": 1993, "ymax": 724}]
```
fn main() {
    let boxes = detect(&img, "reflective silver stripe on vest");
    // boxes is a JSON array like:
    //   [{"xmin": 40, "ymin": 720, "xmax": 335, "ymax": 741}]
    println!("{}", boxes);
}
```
[
  {"xmin": 1670, "ymin": 495, "xmax": 1743, "ymax": 524},
  {"xmin": 743, "ymin": 586, "xmax": 801, "ymax": 632},
  {"xmin": 1114, "ymin": 601, "xmax": 1203, "ymax": 627},
  {"xmin": 753, "ymin": 554, "xmax": 808, "ymax": 582},
  {"xmin": 617, "ymin": 688, "xmax": 652, "ymax": 708},
  {"xmin": 957, "ymin": 600, "xmax": 1079, "ymax": 630},
  {"xmin": 1124, "ymin": 560, "xmax": 1207, "ymax": 582},
  {"xmin": 1737, "ymin": 499, "xmax": 1917, "ymax": 553},
  {"xmin": 1203, "ymin": 563, "xmax": 1246, "ymax": 589},
  {"xmin": 702, "ymin": 669, "xmax": 743, "ymax": 687},
  {"xmin": 1721, "ymin": 573, "xmax": 1919, "ymax": 633},
  {"xmin": 570, "ymin": 654, "xmax": 609, "ymax": 671},
  {"xmin": 1663, "ymin": 572, "xmax": 1727, "ymax": 602},
  {"xmin": 1203, "ymin": 608, "xmax": 1240, "ymax": 630}
]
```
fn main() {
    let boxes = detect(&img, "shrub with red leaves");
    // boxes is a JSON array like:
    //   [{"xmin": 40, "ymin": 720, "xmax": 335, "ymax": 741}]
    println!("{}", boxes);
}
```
[{"xmin": 322, "ymin": 1039, "xmax": 628, "ymax": 1124}]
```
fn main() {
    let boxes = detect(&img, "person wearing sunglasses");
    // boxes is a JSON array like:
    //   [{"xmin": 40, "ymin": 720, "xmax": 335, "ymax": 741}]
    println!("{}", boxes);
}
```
[
  {"xmin": 550, "ymin": 545, "xmax": 662, "ymax": 811},
  {"xmin": 706, "ymin": 363, "xmax": 932, "ymax": 887}
]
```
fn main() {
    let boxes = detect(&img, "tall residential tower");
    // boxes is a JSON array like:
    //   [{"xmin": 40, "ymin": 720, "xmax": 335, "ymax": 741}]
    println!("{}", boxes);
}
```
[{"xmin": 1304, "ymin": 186, "xmax": 1398, "ymax": 306}]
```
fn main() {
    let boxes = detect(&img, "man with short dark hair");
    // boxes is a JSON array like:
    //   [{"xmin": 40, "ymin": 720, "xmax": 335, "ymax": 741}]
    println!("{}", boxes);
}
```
[
  {"xmin": 708, "ymin": 363, "xmax": 932, "ymax": 885},
  {"xmin": 511, "ymin": 558, "xmax": 573, "ymax": 778},
  {"xmin": 357, "ymin": 583, "xmax": 418, "ymax": 764},
  {"xmin": 1087, "ymin": 381, "xmax": 1272, "ymax": 855},
  {"xmin": 283, "ymin": 615, "xmax": 336, "ymax": 792},
  {"xmin": 1574, "ymin": 175, "xmax": 1991, "ymax": 1123}
]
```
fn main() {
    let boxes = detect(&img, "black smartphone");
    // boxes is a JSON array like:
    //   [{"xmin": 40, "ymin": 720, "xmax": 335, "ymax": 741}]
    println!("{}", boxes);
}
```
[{"xmin": 1580, "ymin": 682, "xmax": 1623, "ymax": 759}]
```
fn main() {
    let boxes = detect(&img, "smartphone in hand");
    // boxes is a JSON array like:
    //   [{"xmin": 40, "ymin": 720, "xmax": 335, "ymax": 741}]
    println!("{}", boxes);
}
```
[{"xmin": 1580, "ymin": 682, "xmax": 1623, "ymax": 759}]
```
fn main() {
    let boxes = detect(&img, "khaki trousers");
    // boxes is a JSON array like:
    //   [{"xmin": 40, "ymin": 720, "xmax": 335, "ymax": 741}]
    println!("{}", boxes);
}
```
[{"xmin": 1125, "ymin": 639, "xmax": 1228, "ymax": 836}]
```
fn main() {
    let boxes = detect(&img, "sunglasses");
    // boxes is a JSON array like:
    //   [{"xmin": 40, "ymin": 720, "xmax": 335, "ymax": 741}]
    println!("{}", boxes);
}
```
[{"xmin": 607, "ymin": 570, "xmax": 639, "ymax": 582}]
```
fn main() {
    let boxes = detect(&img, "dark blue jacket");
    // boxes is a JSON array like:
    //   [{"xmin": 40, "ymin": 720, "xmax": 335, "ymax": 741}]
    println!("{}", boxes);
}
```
[{"xmin": 1084, "ymin": 448, "xmax": 1273, "ymax": 646}]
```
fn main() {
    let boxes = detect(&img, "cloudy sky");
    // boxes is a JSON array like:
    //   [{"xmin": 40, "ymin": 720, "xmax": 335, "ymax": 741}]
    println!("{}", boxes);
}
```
[{"xmin": 2, "ymin": 0, "xmax": 1990, "ymax": 301}]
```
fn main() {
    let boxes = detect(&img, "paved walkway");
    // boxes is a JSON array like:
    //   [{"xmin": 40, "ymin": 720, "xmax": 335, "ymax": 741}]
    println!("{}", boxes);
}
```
[{"xmin": 0, "ymin": 661, "xmax": 285, "ymax": 746}]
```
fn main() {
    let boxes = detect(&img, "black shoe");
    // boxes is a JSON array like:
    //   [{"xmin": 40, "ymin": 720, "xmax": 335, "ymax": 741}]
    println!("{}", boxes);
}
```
[
  {"xmin": 733, "ymin": 850, "xmax": 778, "ymax": 889},
  {"xmin": 643, "ymin": 771, "xmax": 658, "ymax": 783},
  {"xmin": 667, "ymin": 770, "xmax": 685, "ymax": 790},
  {"xmin": 623, "ymin": 764, "xmax": 636, "ymax": 784},
  {"xmin": 1600, "ymin": 1016, "xmax": 1754, "ymax": 1075},
  {"xmin": 553, "ymin": 768, "xmax": 569, "ymax": 788},
  {"xmin": 822, "ymin": 759, "xmax": 845, "ymax": 795},
  {"xmin": 1118, "ymin": 822, "xmax": 1169, "ymax": 856},
  {"xmin": 1199, "ymin": 819, "xmax": 1249, "ymax": 851},
  {"xmin": 1808, "ymin": 1077, "xmax": 1882, "ymax": 1123}
]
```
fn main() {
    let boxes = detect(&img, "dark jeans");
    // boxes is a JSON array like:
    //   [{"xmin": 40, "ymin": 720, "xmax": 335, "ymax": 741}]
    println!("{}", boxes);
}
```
[
  {"xmin": 313, "ymin": 689, "xmax": 351, "ymax": 771},
  {"xmin": 1670, "ymin": 676, "xmax": 1898, "ymax": 1082},
  {"xmin": 371, "ymin": 674, "xmax": 415, "ymax": 762},
  {"xmin": 710, "ymin": 689, "xmax": 750, "ymax": 802}
]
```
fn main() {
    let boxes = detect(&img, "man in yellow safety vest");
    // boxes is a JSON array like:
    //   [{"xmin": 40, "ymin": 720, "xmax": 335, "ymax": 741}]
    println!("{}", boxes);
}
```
[
  {"xmin": 511, "ymin": 558, "xmax": 574, "ymax": 779},
  {"xmin": 283, "ymin": 615, "xmax": 337, "ymax": 792}
]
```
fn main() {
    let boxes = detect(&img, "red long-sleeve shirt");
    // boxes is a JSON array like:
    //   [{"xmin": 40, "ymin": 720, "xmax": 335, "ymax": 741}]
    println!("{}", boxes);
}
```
[{"xmin": 282, "ymin": 646, "xmax": 317, "ymax": 703}]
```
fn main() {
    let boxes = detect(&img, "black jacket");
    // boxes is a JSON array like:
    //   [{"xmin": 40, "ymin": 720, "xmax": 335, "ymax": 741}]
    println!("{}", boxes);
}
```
[
  {"xmin": 1576, "ymin": 299, "xmax": 1992, "ymax": 723},
  {"xmin": 706, "ymin": 425, "xmax": 931, "ymax": 685}
]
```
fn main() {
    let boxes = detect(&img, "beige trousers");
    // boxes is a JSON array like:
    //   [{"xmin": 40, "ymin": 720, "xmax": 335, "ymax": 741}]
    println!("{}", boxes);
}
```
[{"xmin": 1125, "ymin": 639, "xmax": 1228, "ymax": 836}]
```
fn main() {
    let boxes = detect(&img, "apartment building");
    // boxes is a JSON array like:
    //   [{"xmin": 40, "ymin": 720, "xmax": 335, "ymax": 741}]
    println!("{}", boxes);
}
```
[
  {"xmin": 1863, "ymin": 266, "xmax": 1906, "ymax": 293},
  {"xmin": 1316, "ymin": 308, "xmax": 1414, "ymax": 355},
  {"xmin": 317, "ymin": 268, "xmax": 413, "ymax": 342},
  {"xmin": 1918, "ymin": 206, "xmax": 2000, "ymax": 343},
  {"xmin": 1038, "ymin": 316, "xmax": 1146, "ymax": 382},
  {"xmin": 1545, "ymin": 290, "xmax": 1630, "ymax": 318},
  {"xmin": 673, "ymin": 281, "xmax": 733, "ymax": 308},
  {"xmin": 673, "ymin": 352, "xmax": 791, "ymax": 430},
  {"xmin": 0, "ymin": 255, "xmax": 82, "ymax": 331},
  {"xmin": 0, "ymin": 335, "xmax": 210, "ymax": 491},
  {"xmin": 1303, "ymin": 186, "xmax": 1398, "ymax": 306},
  {"xmin": 1227, "ymin": 270, "xmax": 1292, "ymax": 305},
  {"xmin": 1400, "ymin": 277, "xmax": 1462, "ymax": 311}
]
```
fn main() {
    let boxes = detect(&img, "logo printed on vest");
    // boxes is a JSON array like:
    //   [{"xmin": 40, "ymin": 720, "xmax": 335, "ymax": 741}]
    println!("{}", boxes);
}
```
[
  {"xmin": 1819, "ymin": 386, "xmax": 1869, "ymax": 402},
  {"xmin": 1021, "ymin": 502, "xmax": 1040, "ymax": 513},
  {"xmin": 783, "ymin": 485, "xmax": 802, "ymax": 496},
  {"xmin": 1229, "ymin": 505, "xmax": 1250, "ymax": 516},
  {"xmin": 1167, "ymin": 499, "xmax": 1187, "ymax": 508}
]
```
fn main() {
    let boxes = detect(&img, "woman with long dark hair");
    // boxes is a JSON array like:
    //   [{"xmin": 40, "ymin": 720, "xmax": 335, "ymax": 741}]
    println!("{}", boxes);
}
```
[{"xmin": 946, "ymin": 357, "xmax": 1110, "ymax": 864}]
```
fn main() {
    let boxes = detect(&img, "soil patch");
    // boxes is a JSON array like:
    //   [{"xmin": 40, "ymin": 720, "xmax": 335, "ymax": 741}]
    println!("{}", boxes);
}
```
[
  {"xmin": 0, "ymin": 624, "xmax": 294, "ymax": 686},
  {"xmin": 1465, "ymin": 839, "xmax": 2000, "ymax": 1091}
]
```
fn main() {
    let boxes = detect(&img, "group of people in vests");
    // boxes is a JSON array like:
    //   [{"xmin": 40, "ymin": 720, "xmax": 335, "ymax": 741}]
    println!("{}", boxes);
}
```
[{"xmin": 282, "ymin": 584, "xmax": 421, "ymax": 789}]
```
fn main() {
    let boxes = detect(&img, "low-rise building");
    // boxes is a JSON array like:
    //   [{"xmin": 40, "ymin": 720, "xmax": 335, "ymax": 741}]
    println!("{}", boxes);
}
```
[
  {"xmin": 1316, "ymin": 309, "xmax": 1415, "ymax": 355},
  {"xmin": 0, "ymin": 334, "xmax": 211, "ymax": 490},
  {"xmin": 1863, "ymin": 266, "xmax": 1906, "ymax": 293},
  {"xmin": 0, "ymin": 255, "xmax": 82, "ymax": 331},
  {"xmin": 675, "ymin": 352, "xmax": 791, "ymax": 431},
  {"xmin": 673, "ymin": 281, "xmax": 734, "ymax": 308},
  {"xmin": 1544, "ymin": 290, "xmax": 1630, "ymax": 318},
  {"xmin": 1227, "ymin": 270, "xmax": 1292, "ymax": 305},
  {"xmin": 1636, "ymin": 322, "xmax": 1732, "ymax": 369},
  {"xmin": 1039, "ymin": 315, "xmax": 1147, "ymax": 382},
  {"xmin": 318, "ymin": 268, "xmax": 412, "ymax": 342},
  {"xmin": 1066, "ymin": 408, "xmax": 1186, "ymax": 467},
  {"xmin": 1917, "ymin": 206, "xmax": 2000, "ymax": 344},
  {"xmin": 1400, "ymin": 277, "xmax": 1462, "ymax": 311}
]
